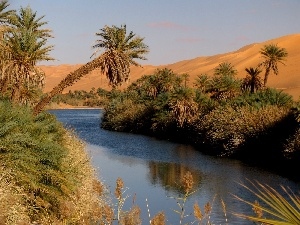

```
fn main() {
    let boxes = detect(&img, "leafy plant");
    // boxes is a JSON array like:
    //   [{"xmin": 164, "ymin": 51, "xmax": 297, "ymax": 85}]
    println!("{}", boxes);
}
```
[{"xmin": 233, "ymin": 180, "xmax": 300, "ymax": 225}]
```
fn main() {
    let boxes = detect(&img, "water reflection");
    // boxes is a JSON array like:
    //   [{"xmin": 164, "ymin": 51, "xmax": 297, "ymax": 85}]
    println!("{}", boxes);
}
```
[
  {"xmin": 148, "ymin": 161, "xmax": 203, "ymax": 195},
  {"xmin": 50, "ymin": 109, "xmax": 300, "ymax": 225}
]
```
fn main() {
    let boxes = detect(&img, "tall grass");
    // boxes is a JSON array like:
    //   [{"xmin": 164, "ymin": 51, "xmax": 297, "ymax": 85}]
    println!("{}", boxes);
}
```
[{"xmin": 0, "ymin": 100, "xmax": 104, "ymax": 224}]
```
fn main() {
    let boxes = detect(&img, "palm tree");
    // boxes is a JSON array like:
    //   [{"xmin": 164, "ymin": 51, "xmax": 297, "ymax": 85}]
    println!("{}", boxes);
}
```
[
  {"xmin": 259, "ymin": 43, "xmax": 288, "ymax": 87},
  {"xmin": 33, "ymin": 24, "xmax": 149, "ymax": 115},
  {"xmin": 0, "ymin": 0, "xmax": 14, "ymax": 25},
  {"xmin": 241, "ymin": 67, "xmax": 263, "ymax": 94},
  {"xmin": 92, "ymin": 24, "xmax": 149, "ymax": 88},
  {"xmin": 194, "ymin": 74, "xmax": 210, "ymax": 93},
  {"xmin": 0, "ymin": 6, "xmax": 53, "ymax": 103},
  {"xmin": 214, "ymin": 62, "xmax": 237, "ymax": 77},
  {"xmin": 0, "ymin": 0, "xmax": 14, "ymax": 94},
  {"xmin": 169, "ymin": 87, "xmax": 198, "ymax": 127},
  {"xmin": 181, "ymin": 73, "xmax": 189, "ymax": 88},
  {"xmin": 209, "ymin": 62, "xmax": 240, "ymax": 101}
]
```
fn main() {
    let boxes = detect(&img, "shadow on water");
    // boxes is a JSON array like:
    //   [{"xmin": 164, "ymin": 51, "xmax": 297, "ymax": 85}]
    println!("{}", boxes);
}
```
[{"xmin": 49, "ymin": 109, "xmax": 300, "ymax": 225}]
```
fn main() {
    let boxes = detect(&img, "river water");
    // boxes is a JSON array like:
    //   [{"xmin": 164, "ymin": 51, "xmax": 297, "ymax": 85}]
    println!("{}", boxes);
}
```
[{"xmin": 50, "ymin": 109, "xmax": 299, "ymax": 224}]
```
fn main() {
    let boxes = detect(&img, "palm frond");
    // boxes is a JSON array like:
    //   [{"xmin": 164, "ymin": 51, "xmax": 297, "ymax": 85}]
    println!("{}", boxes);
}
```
[{"xmin": 233, "ymin": 180, "xmax": 300, "ymax": 225}]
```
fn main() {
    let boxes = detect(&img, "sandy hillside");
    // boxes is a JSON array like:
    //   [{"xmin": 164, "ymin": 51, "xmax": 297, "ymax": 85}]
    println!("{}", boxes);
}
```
[{"xmin": 41, "ymin": 33, "xmax": 300, "ymax": 99}]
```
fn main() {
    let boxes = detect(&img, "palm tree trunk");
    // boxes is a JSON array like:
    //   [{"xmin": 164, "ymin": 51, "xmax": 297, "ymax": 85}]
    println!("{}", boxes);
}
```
[
  {"xmin": 251, "ymin": 82, "xmax": 255, "ymax": 94},
  {"xmin": 263, "ymin": 66, "xmax": 271, "ymax": 87},
  {"xmin": 33, "ymin": 56, "xmax": 103, "ymax": 115}
]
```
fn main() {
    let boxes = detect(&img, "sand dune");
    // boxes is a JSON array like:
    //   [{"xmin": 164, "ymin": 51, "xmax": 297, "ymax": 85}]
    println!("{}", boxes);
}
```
[{"xmin": 41, "ymin": 33, "xmax": 300, "ymax": 99}]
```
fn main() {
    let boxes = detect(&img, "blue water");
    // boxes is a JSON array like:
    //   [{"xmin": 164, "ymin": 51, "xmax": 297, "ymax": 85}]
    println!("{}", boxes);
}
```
[{"xmin": 50, "ymin": 109, "xmax": 299, "ymax": 225}]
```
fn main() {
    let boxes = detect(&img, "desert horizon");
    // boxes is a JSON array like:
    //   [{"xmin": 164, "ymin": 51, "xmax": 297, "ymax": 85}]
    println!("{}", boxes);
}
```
[{"xmin": 41, "ymin": 33, "xmax": 300, "ymax": 99}]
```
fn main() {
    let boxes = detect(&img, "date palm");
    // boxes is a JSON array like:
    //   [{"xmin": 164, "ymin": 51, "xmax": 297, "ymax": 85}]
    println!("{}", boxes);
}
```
[
  {"xmin": 92, "ymin": 24, "xmax": 149, "ymax": 87},
  {"xmin": 194, "ymin": 74, "xmax": 210, "ymax": 93},
  {"xmin": 0, "ymin": 6, "xmax": 53, "ymax": 103},
  {"xmin": 0, "ymin": 0, "xmax": 15, "ymax": 94},
  {"xmin": 241, "ymin": 67, "xmax": 263, "ymax": 94},
  {"xmin": 0, "ymin": 0, "xmax": 14, "ymax": 25},
  {"xmin": 169, "ymin": 87, "xmax": 198, "ymax": 127},
  {"xmin": 260, "ymin": 44, "xmax": 288, "ymax": 87},
  {"xmin": 34, "ymin": 24, "xmax": 149, "ymax": 115},
  {"xmin": 214, "ymin": 62, "xmax": 237, "ymax": 77},
  {"xmin": 209, "ymin": 62, "xmax": 240, "ymax": 100}
]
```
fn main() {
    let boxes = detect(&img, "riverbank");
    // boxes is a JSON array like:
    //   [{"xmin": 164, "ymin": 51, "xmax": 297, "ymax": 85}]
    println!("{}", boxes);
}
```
[
  {"xmin": 52, "ymin": 108, "xmax": 300, "ymax": 225},
  {"xmin": 46, "ymin": 102, "xmax": 102, "ymax": 110},
  {"xmin": 0, "ymin": 101, "xmax": 104, "ymax": 224}
]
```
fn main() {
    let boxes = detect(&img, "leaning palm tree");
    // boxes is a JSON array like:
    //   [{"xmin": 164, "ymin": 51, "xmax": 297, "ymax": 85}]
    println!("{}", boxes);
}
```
[
  {"xmin": 241, "ymin": 67, "xmax": 263, "ymax": 94},
  {"xmin": 0, "ymin": 6, "xmax": 53, "ymax": 103},
  {"xmin": 33, "ymin": 24, "xmax": 149, "ymax": 115},
  {"xmin": 259, "ymin": 43, "xmax": 288, "ymax": 87}
]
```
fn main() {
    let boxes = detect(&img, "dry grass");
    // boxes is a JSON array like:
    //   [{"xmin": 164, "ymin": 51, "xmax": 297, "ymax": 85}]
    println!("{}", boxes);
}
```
[
  {"xmin": 0, "ymin": 169, "xmax": 30, "ymax": 225},
  {"xmin": 0, "ymin": 130, "xmax": 105, "ymax": 224}
]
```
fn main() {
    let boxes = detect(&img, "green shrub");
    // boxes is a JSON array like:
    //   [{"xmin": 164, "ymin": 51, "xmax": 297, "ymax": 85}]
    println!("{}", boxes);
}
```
[
  {"xmin": 232, "ymin": 88, "xmax": 293, "ymax": 109},
  {"xmin": 102, "ymin": 99, "xmax": 150, "ymax": 132},
  {"xmin": 194, "ymin": 105, "xmax": 289, "ymax": 155},
  {"xmin": 0, "ymin": 101, "xmax": 103, "ymax": 223}
]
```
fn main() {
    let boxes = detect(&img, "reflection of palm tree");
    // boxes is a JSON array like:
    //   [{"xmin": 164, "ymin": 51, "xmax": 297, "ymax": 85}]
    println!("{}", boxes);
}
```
[
  {"xmin": 259, "ymin": 44, "xmax": 288, "ymax": 87},
  {"xmin": 34, "ymin": 24, "xmax": 148, "ymax": 115},
  {"xmin": 241, "ymin": 67, "xmax": 263, "ymax": 94},
  {"xmin": 148, "ymin": 161, "xmax": 202, "ymax": 195}
]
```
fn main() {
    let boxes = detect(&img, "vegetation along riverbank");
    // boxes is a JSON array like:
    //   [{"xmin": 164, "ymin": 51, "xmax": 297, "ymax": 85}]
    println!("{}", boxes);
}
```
[
  {"xmin": 0, "ymin": 0, "xmax": 299, "ymax": 223},
  {"xmin": 101, "ymin": 66, "xmax": 300, "ymax": 181}
]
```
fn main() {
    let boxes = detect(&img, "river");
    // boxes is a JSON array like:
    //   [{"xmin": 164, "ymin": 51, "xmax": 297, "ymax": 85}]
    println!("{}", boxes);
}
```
[{"xmin": 49, "ymin": 108, "xmax": 299, "ymax": 224}]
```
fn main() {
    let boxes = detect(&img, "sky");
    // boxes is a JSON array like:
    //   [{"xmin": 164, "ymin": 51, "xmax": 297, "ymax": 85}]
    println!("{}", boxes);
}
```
[{"xmin": 8, "ymin": 0, "xmax": 300, "ymax": 66}]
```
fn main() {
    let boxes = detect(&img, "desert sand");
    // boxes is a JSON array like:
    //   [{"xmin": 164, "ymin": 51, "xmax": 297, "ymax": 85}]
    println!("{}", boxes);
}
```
[{"xmin": 41, "ymin": 33, "xmax": 300, "ymax": 99}]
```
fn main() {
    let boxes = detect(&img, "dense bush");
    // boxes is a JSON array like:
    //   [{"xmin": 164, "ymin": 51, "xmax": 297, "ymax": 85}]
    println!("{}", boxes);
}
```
[
  {"xmin": 193, "ymin": 105, "xmax": 290, "ymax": 155},
  {"xmin": 102, "ymin": 68, "xmax": 299, "ymax": 168},
  {"xmin": 0, "ymin": 101, "xmax": 103, "ymax": 223},
  {"xmin": 51, "ymin": 88, "xmax": 109, "ymax": 107}
]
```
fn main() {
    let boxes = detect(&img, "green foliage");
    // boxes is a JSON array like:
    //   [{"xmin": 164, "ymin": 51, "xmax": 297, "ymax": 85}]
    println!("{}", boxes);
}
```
[
  {"xmin": 260, "ymin": 43, "xmax": 288, "ymax": 86},
  {"xmin": 205, "ymin": 62, "xmax": 242, "ymax": 102},
  {"xmin": 241, "ymin": 67, "xmax": 263, "ymax": 94},
  {"xmin": 193, "ymin": 73, "xmax": 211, "ymax": 93},
  {"xmin": 195, "ymin": 105, "xmax": 289, "ymax": 155},
  {"xmin": 0, "ymin": 101, "xmax": 67, "ymax": 218},
  {"xmin": 233, "ymin": 88, "xmax": 293, "ymax": 109},
  {"xmin": 102, "ymin": 98, "xmax": 151, "ymax": 132},
  {"xmin": 51, "ymin": 88, "xmax": 109, "ymax": 107},
  {"xmin": 92, "ymin": 24, "xmax": 149, "ymax": 88},
  {"xmin": 0, "ymin": 101, "xmax": 104, "ymax": 223},
  {"xmin": 0, "ymin": 4, "xmax": 53, "ymax": 104},
  {"xmin": 214, "ymin": 62, "xmax": 237, "ymax": 77}
]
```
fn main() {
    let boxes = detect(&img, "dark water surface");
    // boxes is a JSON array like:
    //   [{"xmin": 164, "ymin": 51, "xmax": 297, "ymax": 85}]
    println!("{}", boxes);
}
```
[{"xmin": 49, "ymin": 109, "xmax": 299, "ymax": 224}]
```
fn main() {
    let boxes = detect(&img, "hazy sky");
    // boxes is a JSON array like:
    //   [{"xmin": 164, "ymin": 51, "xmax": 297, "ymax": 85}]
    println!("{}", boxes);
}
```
[{"xmin": 9, "ymin": 0, "xmax": 300, "ymax": 66}]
